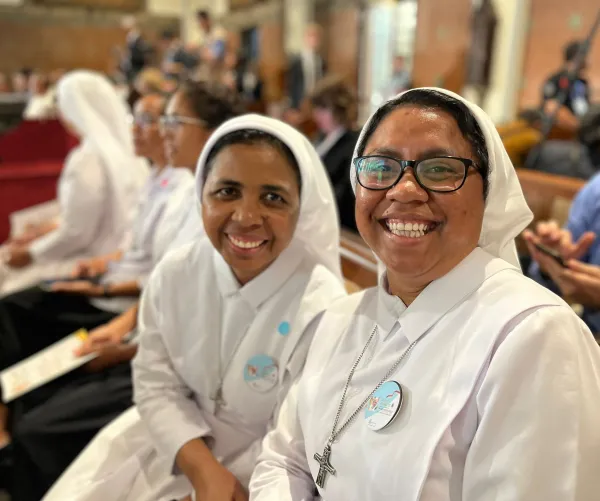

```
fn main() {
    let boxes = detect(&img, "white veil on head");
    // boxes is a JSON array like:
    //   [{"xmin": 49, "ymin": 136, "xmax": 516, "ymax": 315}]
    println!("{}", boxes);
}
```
[
  {"xmin": 57, "ymin": 70, "xmax": 149, "ymax": 236},
  {"xmin": 195, "ymin": 114, "xmax": 343, "ymax": 281},
  {"xmin": 350, "ymin": 87, "xmax": 532, "ymax": 269}
]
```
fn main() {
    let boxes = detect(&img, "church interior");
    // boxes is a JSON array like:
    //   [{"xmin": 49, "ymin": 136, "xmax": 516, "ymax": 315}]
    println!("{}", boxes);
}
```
[{"xmin": 0, "ymin": 0, "xmax": 600, "ymax": 499}]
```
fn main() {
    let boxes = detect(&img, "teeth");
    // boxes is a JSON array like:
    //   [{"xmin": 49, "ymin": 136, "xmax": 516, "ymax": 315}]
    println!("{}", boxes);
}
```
[
  {"xmin": 385, "ymin": 221, "xmax": 434, "ymax": 239},
  {"xmin": 229, "ymin": 236, "xmax": 264, "ymax": 249}
]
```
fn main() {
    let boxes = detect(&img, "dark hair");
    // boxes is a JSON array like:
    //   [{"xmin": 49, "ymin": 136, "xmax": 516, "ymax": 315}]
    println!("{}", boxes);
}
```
[
  {"xmin": 196, "ymin": 9, "xmax": 210, "ymax": 21},
  {"xmin": 564, "ymin": 41, "xmax": 582, "ymax": 62},
  {"xmin": 203, "ymin": 129, "xmax": 302, "ymax": 193},
  {"xmin": 161, "ymin": 29, "xmax": 178, "ymax": 41},
  {"xmin": 356, "ymin": 89, "xmax": 490, "ymax": 198},
  {"xmin": 178, "ymin": 80, "xmax": 244, "ymax": 129},
  {"xmin": 310, "ymin": 76, "xmax": 357, "ymax": 128}
]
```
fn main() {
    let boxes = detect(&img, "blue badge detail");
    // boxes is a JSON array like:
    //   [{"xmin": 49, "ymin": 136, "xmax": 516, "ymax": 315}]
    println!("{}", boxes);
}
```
[
  {"xmin": 277, "ymin": 321, "xmax": 291, "ymax": 336},
  {"xmin": 244, "ymin": 354, "xmax": 278, "ymax": 392},
  {"xmin": 364, "ymin": 380, "xmax": 403, "ymax": 431}
]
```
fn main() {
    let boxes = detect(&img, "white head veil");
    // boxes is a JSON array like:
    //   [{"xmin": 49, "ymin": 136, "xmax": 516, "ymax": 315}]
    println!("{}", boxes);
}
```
[
  {"xmin": 350, "ymin": 87, "xmax": 532, "ymax": 269},
  {"xmin": 57, "ymin": 70, "xmax": 148, "ymax": 240},
  {"xmin": 195, "ymin": 114, "xmax": 343, "ymax": 281}
]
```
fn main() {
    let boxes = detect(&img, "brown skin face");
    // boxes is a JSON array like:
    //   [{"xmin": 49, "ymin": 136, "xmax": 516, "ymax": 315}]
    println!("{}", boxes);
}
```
[
  {"xmin": 162, "ymin": 91, "xmax": 212, "ymax": 170},
  {"xmin": 132, "ymin": 94, "xmax": 166, "ymax": 166},
  {"xmin": 355, "ymin": 105, "xmax": 485, "ymax": 304},
  {"xmin": 202, "ymin": 143, "xmax": 301, "ymax": 285}
]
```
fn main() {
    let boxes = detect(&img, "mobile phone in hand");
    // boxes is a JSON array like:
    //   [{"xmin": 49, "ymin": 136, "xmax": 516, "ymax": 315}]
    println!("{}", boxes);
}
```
[{"xmin": 533, "ymin": 242, "xmax": 567, "ymax": 268}]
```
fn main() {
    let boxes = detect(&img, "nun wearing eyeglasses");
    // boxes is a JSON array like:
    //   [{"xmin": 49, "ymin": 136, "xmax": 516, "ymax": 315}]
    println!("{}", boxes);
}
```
[{"xmin": 250, "ymin": 88, "xmax": 600, "ymax": 501}]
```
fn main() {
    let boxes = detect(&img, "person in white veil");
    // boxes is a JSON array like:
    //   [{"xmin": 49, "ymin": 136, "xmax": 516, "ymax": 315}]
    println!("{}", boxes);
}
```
[
  {"xmin": 1, "ymin": 70, "xmax": 148, "ymax": 295},
  {"xmin": 250, "ymin": 88, "xmax": 600, "ymax": 501},
  {"xmin": 41, "ymin": 114, "xmax": 346, "ymax": 501}
]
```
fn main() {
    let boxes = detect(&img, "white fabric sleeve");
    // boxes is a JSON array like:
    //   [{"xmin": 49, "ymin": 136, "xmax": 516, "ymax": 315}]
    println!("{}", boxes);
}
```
[
  {"xmin": 249, "ymin": 381, "xmax": 316, "ymax": 501},
  {"xmin": 132, "ymin": 269, "xmax": 212, "ymax": 473},
  {"xmin": 29, "ymin": 151, "xmax": 105, "ymax": 262},
  {"xmin": 463, "ymin": 305, "xmax": 600, "ymax": 501},
  {"xmin": 231, "ymin": 316, "xmax": 321, "ymax": 489}
]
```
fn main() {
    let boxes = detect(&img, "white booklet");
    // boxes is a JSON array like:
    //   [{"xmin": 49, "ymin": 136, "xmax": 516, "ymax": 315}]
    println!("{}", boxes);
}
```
[{"xmin": 0, "ymin": 329, "xmax": 96, "ymax": 403}]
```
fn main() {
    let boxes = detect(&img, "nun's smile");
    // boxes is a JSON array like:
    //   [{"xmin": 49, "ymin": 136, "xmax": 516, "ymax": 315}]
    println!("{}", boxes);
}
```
[
  {"xmin": 202, "ymin": 142, "xmax": 301, "ymax": 285},
  {"xmin": 355, "ymin": 105, "xmax": 485, "ymax": 297}
]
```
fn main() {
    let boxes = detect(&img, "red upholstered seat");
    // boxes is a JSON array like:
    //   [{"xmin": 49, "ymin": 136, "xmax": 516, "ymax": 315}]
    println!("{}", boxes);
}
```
[{"xmin": 0, "ymin": 120, "xmax": 77, "ymax": 243}]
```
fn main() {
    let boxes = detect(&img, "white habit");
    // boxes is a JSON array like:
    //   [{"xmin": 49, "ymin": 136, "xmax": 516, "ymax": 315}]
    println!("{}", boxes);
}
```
[
  {"xmin": 249, "ymin": 89, "xmax": 600, "ymax": 500},
  {"xmin": 43, "ymin": 114, "xmax": 345, "ymax": 501},
  {"xmin": 0, "ymin": 71, "xmax": 148, "ymax": 296}
]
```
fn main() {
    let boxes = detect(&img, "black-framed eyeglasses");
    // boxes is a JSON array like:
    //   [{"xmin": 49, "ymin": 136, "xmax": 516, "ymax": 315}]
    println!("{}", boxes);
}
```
[
  {"xmin": 354, "ymin": 155, "xmax": 479, "ymax": 193},
  {"xmin": 128, "ymin": 113, "xmax": 159, "ymax": 128},
  {"xmin": 159, "ymin": 115, "xmax": 206, "ymax": 133}
]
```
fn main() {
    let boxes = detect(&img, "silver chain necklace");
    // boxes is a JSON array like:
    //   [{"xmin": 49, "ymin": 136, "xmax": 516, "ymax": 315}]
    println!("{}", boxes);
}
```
[{"xmin": 313, "ymin": 326, "xmax": 418, "ymax": 488}]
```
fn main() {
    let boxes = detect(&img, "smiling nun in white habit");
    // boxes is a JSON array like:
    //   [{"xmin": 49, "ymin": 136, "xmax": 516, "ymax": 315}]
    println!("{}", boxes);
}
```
[
  {"xmin": 41, "ymin": 114, "xmax": 346, "ymax": 501},
  {"xmin": 0, "ymin": 70, "xmax": 148, "ymax": 295},
  {"xmin": 249, "ymin": 88, "xmax": 600, "ymax": 501}
]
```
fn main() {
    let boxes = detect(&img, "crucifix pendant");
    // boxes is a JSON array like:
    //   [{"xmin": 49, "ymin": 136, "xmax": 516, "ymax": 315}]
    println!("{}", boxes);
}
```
[
  {"xmin": 211, "ymin": 385, "xmax": 226, "ymax": 409},
  {"xmin": 313, "ymin": 442, "xmax": 336, "ymax": 488}
]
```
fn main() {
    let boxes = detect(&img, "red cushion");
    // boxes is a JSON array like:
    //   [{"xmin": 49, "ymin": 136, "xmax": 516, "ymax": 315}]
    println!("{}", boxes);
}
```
[
  {"xmin": 0, "ymin": 161, "xmax": 63, "ymax": 244},
  {"xmin": 0, "ymin": 120, "xmax": 78, "ymax": 164}
]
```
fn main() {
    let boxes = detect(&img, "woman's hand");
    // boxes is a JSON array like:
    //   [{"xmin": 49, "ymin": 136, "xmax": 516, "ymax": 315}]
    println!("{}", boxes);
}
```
[
  {"xmin": 177, "ymin": 439, "xmax": 248, "ymax": 501},
  {"xmin": 51, "ymin": 280, "xmax": 104, "ymax": 296},
  {"xmin": 4, "ymin": 244, "xmax": 32, "ymax": 268},
  {"xmin": 523, "ymin": 220, "xmax": 595, "ymax": 273},
  {"xmin": 191, "ymin": 459, "xmax": 248, "ymax": 501},
  {"xmin": 71, "ymin": 257, "xmax": 109, "ymax": 279}
]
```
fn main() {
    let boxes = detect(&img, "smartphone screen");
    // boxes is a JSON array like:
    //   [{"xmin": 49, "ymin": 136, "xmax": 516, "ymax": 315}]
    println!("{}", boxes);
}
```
[{"xmin": 533, "ymin": 242, "xmax": 566, "ymax": 268}]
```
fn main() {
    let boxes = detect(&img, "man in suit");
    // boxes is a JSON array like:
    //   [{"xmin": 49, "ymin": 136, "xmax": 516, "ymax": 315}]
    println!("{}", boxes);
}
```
[
  {"xmin": 287, "ymin": 24, "xmax": 327, "ymax": 112},
  {"xmin": 120, "ymin": 16, "xmax": 151, "ymax": 83}
]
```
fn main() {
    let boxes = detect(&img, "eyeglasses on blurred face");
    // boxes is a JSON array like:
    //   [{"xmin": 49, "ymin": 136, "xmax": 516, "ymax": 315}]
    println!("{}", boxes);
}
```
[
  {"xmin": 128, "ymin": 113, "xmax": 159, "ymax": 128},
  {"xmin": 353, "ymin": 155, "xmax": 479, "ymax": 193},
  {"xmin": 158, "ymin": 114, "xmax": 206, "ymax": 134}
]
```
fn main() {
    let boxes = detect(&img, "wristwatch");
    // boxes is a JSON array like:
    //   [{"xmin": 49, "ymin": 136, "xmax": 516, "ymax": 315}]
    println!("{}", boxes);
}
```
[{"xmin": 102, "ymin": 284, "xmax": 112, "ymax": 298}]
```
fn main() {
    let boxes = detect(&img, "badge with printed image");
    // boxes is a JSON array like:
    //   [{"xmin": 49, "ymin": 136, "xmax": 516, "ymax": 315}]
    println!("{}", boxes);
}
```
[
  {"xmin": 364, "ymin": 380, "xmax": 403, "ymax": 431},
  {"xmin": 244, "ymin": 354, "xmax": 278, "ymax": 393}
]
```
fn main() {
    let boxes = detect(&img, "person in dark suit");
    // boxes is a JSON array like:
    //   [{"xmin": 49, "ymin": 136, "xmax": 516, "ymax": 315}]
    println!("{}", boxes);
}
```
[
  {"xmin": 288, "ymin": 24, "xmax": 327, "ymax": 112},
  {"xmin": 120, "ymin": 17, "xmax": 151, "ymax": 83},
  {"xmin": 311, "ymin": 77, "xmax": 359, "ymax": 232}
]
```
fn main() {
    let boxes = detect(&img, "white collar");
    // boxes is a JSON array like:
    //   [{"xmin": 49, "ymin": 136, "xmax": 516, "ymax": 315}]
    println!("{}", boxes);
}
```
[
  {"xmin": 378, "ymin": 248, "xmax": 516, "ymax": 343},
  {"xmin": 213, "ymin": 239, "xmax": 305, "ymax": 311}
]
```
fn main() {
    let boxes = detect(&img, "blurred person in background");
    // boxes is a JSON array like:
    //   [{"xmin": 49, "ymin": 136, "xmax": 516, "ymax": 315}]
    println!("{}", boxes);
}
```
[
  {"xmin": 287, "ymin": 24, "xmax": 326, "ymax": 115},
  {"xmin": 11, "ymin": 68, "xmax": 32, "ymax": 95},
  {"xmin": 541, "ymin": 40, "xmax": 591, "ymax": 132},
  {"xmin": 1, "ymin": 70, "xmax": 148, "ymax": 294},
  {"xmin": 119, "ymin": 16, "xmax": 151, "ymax": 83},
  {"xmin": 529, "ymin": 105, "xmax": 600, "ymax": 180},
  {"xmin": 194, "ymin": 9, "xmax": 227, "ymax": 65},
  {"xmin": 311, "ymin": 77, "xmax": 359, "ymax": 232},
  {"xmin": 386, "ymin": 55, "xmax": 412, "ymax": 99},
  {"xmin": 159, "ymin": 29, "xmax": 199, "ymax": 77},
  {"xmin": 134, "ymin": 67, "xmax": 165, "ymax": 96},
  {"xmin": 23, "ymin": 72, "xmax": 55, "ymax": 120}
]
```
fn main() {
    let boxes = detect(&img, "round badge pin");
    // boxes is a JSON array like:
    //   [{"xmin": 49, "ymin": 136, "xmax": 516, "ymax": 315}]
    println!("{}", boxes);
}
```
[
  {"xmin": 364, "ymin": 380, "xmax": 403, "ymax": 431},
  {"xmin": 243, "ymin": 354, "xmax": 279, "ymax": 393}
]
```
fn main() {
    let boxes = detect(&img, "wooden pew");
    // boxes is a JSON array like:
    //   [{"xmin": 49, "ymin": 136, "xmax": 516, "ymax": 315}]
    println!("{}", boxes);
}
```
[{"xmin": 340, "ymin": 229, "xmax": 378, "ymax": 289}]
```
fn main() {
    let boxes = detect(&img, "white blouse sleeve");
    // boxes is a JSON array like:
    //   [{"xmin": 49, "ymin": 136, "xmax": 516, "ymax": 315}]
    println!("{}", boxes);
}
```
[
  {"xmin": 29, "ymin": 149, "xmax": 105, "ymax": 262},
  {"xmin": 249, "ymin": 380, "xmax": 316, "ymax": 501},
  {"xmin": 132, "ymin": 268, "xmax": 212, "ymax": 473},
  {"xmin": 463, "ymin": 305, "xmax": 600, "ymax": 501}
]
